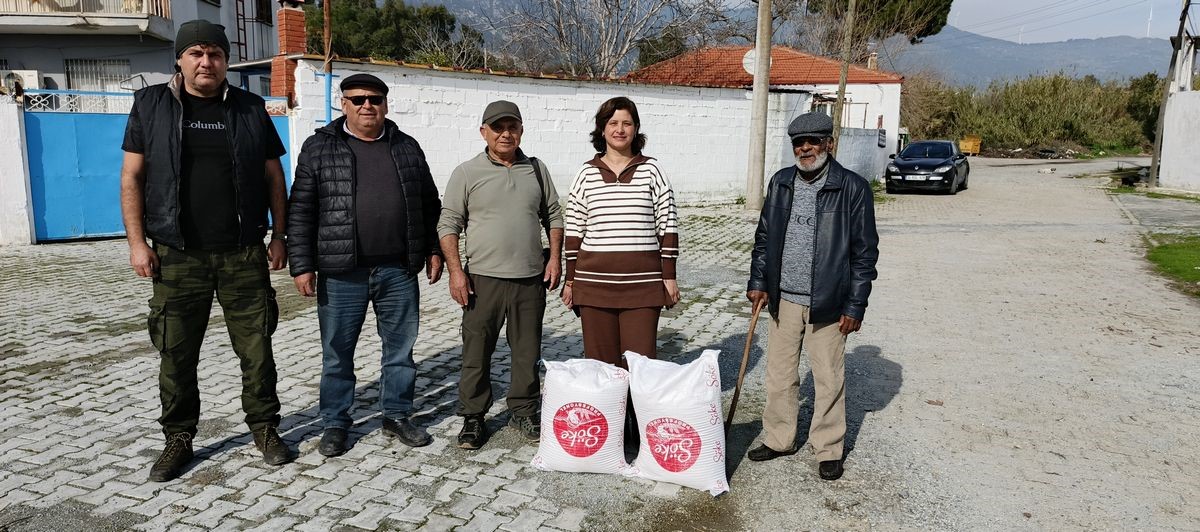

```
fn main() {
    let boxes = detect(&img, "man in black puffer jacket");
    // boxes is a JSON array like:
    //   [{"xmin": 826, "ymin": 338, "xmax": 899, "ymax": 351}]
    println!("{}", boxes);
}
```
[{"xmin": 287, "ymin": 74, "xmax": 443, "ymax": 457}]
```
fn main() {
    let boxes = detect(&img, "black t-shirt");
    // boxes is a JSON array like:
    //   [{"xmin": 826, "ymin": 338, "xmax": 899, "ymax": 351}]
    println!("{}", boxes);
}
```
[
  {"xmin": 180, "ymin": 91, "xmax": 239, "ymax": 249},
  {"xmin": 347, "ymin": 131, "xmax": 408, "ymax": 266}
]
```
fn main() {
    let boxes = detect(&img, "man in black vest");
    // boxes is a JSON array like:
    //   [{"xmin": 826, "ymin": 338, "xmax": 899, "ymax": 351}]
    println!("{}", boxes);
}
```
[
  {"xmin": 119, "ymin": 19, "xmax": 291, "ymax": 482},
  {"xmin": 287, "ymin": 73, "xmax": 444, "ymax": 457}
]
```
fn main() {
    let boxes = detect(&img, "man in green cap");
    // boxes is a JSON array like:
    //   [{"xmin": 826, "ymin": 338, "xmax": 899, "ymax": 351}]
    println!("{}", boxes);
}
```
[
  {"xmin": 438, "ymin": 100, "xmax": 564, "ymax": 449},
  {"xmin": 119, "ymin": 18, "xmax": 292, "ymax": 482}
]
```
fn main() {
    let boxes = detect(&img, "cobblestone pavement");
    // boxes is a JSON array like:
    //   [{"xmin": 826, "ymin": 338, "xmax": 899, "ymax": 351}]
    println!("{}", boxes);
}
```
[{"xmin": 1, "ymin": 158, "xmax": 1199, "ymax": 531}]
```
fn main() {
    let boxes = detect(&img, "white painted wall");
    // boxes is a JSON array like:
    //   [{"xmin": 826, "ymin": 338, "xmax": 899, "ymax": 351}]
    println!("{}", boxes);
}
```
[
  {"xmin": 292, "ymin": 60, "xmax": 829, "ymax": 203},
  {"xmin": 0, "ymin": 98, "xmax": 34, "ymax": 246},
  {"xmin": 1159, "ymin": 91, "xmax": 1200, "ymax": 192}
]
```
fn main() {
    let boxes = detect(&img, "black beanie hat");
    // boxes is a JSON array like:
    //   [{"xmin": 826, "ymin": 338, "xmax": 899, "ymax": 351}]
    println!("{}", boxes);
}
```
[{"xmin": 175, "ymin": 19, "xmax": 231, "ymax": 59}]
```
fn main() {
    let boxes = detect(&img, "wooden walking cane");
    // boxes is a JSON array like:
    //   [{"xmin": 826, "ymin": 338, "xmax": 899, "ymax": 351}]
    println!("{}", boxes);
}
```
[{"xmin": 726, "ymin": 300, "xmax": 764, "ymax": 437}]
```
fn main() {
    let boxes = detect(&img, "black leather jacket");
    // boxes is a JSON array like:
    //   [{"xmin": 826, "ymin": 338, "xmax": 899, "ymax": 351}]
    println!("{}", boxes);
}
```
[
  {"xmin": 748, "ymin": 159, "xmax": 880, "ymax": 322},
  {"xmin": 124, "ymin": 75, "xmax": 277, "ymax": 249},
  {"xmin": 287, "ymin": 117, "xmax": 441, "ymax": 277}
]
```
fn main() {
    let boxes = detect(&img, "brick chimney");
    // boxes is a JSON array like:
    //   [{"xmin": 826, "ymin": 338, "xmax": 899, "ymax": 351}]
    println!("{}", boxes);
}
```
[
  {"xmin": 270, "ymin": 0, "xmax": 306, "ymax": 106},
  {"xmin": 866, "ymin": 52, "xmax": 879, "ymax": 71}
]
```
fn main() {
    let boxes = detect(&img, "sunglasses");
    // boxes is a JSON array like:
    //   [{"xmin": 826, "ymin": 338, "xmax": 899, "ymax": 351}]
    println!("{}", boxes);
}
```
[
  {"xmin": 343, "ymin": 95, "xmax": 385, "ymax": 106},
  {"xmin": 792, "ymin": 136, "xmax": 827, "ymax": 147}
]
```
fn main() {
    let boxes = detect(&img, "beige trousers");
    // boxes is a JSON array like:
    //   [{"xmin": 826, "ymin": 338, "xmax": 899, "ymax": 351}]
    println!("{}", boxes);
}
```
[{"xmin": 762, "ymin": 299, "xmax": 847, "ymax": 461}]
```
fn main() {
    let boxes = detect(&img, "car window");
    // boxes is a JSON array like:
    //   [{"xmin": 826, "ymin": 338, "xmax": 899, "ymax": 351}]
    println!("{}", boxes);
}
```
[{"xmin": 900, "ymin": 143, "xmax": 951, "ymax": 159}]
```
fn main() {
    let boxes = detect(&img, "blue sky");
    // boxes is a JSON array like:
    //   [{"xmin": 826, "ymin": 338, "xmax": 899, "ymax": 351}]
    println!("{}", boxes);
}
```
[{"xmin": 948, "ymin": 0, "xmax": 1192, "ymax": 43}]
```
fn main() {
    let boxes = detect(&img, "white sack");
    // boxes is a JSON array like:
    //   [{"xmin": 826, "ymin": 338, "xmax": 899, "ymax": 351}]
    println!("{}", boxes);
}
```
[
  {"xmin": 627, "ymin": 349, "xmax": 728, "ymax": 496},
  {"xmin": 531, "ymin": 358, "xmax": 631, "ymax": 475}
]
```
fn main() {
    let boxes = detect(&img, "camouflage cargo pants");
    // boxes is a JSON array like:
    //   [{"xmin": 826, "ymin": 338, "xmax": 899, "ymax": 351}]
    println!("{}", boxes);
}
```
[{"xmin": 148, "ymin": 243, "xmax": 281, "ymax": 436}]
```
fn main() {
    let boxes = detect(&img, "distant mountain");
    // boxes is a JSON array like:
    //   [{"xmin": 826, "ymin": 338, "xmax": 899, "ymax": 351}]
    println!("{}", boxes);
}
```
[{"xmin": 893, "ymin": 26, "xmax": 1172, "ymax": 87}]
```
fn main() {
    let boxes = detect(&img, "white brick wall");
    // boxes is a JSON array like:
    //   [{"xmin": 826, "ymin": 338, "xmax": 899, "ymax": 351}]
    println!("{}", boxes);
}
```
[
  {"xmin": 0, "ymin": 99, "xmax": 34, "ymax": 246},
  {"xmin": 292, "ymin": 60, "xmax": 815, "ymax": 203}
]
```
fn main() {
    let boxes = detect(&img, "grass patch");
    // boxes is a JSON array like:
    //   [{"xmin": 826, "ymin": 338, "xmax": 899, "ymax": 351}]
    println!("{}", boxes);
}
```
[
  {"xmin": 871, "ymin": 180, "xmax": 891, "ymax": 204},
  {"xmin": 1146, "ymin": 191, "xmax": 1200, "ymax": 203},
  {"xmin": 1108, "ymin": 183, "xmax": 1200, "ymax": 203},
  {"xmin": 1146, "ymin": 233, "xmax": 1200, "ymax": 299}
]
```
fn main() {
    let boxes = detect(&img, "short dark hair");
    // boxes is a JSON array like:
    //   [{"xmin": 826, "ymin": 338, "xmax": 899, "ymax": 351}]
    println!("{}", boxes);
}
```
[{"xmin": 590, "ymin": 96, "xmax": 647, "ymax": 154}]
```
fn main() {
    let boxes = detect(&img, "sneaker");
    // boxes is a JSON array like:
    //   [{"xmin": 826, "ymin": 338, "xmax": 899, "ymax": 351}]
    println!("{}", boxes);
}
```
[
  {"xmin": 318, "ymin": 428, "xmax": 349, "ymax": 457},
  {"xmin": 508, "ymin": 414, "xmax": 540, "ymax": 442},
  {"xmin": 148, "ymin": 432, "xmax": 193, "ymax": 482},
  {"xmin": 457, "ymin": 415, "xmax": 487, "ymax": 450},
  {"xmin": 382, "ymin": 417, "xmax": 432, "ymax": 448},
  {"xmin": 252, "ymin": 426, "xmax": 292, "ymax": 466}
]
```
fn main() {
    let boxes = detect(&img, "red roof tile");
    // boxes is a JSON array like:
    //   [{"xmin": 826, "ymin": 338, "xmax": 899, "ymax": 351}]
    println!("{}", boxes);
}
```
[{"xmin": 625, "ymin": 46, "xmax": 903, "ymax": 88}]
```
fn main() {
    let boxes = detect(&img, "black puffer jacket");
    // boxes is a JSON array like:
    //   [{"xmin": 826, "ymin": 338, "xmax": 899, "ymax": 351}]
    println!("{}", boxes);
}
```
[
  {"xmin": 287, "ymin": 117, "xmax": 441, "ymax": 276},
  {"xmin": 748, "ymin": 159, "xmax": 880, "ymax": 323},
  {"xmin": 123, "ymin": 75, "xmax": 277, "ymax": 249}
]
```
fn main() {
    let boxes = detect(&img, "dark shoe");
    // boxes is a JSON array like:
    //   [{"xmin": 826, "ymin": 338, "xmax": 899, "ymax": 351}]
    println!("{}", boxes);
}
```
[
  {"xmin": 457, "ymin": 415, "xmax": 487, "ymax": 450},
  {"xmin": 148, "ymin": 432, "xmax": 194, "ymax": 482},
  {"xmin": 747, "ymin": 443, "xmax": 797, "ymax": 462},
  {"xmin": 508, "ymin": 414, "xmax": 540, "ymax": 442},
  {"xmin": 383, "ymin": 417, "xmax": 432, "ymax": 448},
  {"xmin": 253, "ymin": 426, "xmax": 292, "ymax": 466},
  {"xmin": 819, "ymin": 459, "xmax": 844, "ymax": 481},
  {"xmin": 318, "ymin": 428, "xmax": 349, "ymax": 457}
]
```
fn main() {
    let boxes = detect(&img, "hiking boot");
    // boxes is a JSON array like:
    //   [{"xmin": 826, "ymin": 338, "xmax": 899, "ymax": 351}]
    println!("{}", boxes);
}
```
[
  {"xmin": 382, "ymin": 417, "xmax": 432, "ymax": 448},
  {"xmin": 318, "ymin": 428, "xmax": 349, "ymax": 457},
  {"xmin": 457, "ymin": 415, "xmax": 487, "ymax": 450},
  {"xmin": 148, "ymin": 432, "xmax": 193, "ymax": 482},
  {"xmin": 508, "ymin": 414, "xmax": 540, "ymax": 442},
  {"xmin": 252, "ymin": 426, "xmax": 292, "ymax": 466}
]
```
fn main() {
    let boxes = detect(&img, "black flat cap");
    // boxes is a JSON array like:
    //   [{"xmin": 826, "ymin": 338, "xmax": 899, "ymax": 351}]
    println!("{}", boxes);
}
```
[
  {"xmin": 175, "ymin": 19, "xmax": 230, "ymax": 59},
  {"xmin": 340, "ymin": 73, "xmax": 389, "ymax": 95},
  {"xmin": 787, "ymin": 112, "xmax": 834, "ymax": 139}
]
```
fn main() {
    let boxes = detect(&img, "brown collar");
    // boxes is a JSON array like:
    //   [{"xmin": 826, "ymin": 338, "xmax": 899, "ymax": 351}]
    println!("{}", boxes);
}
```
[{"xmin": 588, "ymin": 154, "xmax": 652, "ymax": 184}]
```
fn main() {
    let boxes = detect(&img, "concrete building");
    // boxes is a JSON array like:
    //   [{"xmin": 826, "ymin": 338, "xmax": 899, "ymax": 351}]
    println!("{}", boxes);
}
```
[{"xmin": 0, "ymin": 0, "xmax": 286, "ymax": 94}]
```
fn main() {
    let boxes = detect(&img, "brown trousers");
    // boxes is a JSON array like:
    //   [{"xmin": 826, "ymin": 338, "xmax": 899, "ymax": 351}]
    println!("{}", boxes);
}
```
[
  {"xmin": 763, "ymin": 299, "xmax": 847, "ymax": 461},
  {"xmin": 578, "ymin": 306, "xmax": 661, "ymax": 369}
]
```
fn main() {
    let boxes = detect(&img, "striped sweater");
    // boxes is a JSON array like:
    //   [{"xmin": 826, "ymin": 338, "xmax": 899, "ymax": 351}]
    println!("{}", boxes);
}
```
[{"xmin": 564, "ymin": 155, "xmax": 679, "ymax": 309}]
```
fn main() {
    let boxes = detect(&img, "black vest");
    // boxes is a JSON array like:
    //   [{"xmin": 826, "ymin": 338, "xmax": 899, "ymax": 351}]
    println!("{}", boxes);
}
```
[{"xmin": 132, "ymin": 79, "xmax": 273, "ymax": 249}]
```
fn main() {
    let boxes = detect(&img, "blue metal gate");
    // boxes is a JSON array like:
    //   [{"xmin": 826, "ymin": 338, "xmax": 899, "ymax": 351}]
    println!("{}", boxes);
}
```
[{"xmin": 23, "ymin": 89, "xmax": 291, "ymax": 242}]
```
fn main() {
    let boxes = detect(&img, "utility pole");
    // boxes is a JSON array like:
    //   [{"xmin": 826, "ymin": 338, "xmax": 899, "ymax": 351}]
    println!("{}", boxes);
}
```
[
  {"xmin": 1149, "ymin": 0, "xmax": 1192, "ymax": 189},
  {"xmin": 830, "ymin": 0, "xmax": 857, "ymax": 155},
  {"xmin": 323, "ymin": 0, "xmax": 333, "ymax": 124},
  {"xmin": 744, "ymin": 0, "xmax": 773, "ymax": 211}
]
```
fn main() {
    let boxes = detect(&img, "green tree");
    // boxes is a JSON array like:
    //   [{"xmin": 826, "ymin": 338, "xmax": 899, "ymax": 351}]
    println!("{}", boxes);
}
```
[
  {"xmin": 783, "ymin": 0, "xmax": 952, "ymax": 61},
  {"xmin": 1126, "ymin": 73, "xmax": 1164, "ymax": 143},
  {"xmin": 304, "ymin": 0, "xmax": 484, "ymax": 68},
  {"xmin": 636, "ymin": 26, "xmax": 689, "ymax": 69}
]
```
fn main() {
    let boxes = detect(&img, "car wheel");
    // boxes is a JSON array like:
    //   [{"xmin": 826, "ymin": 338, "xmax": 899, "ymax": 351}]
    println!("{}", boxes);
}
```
[
  {"xmin": 960, "ymin": 174, "xmax": 968, "ymax": 190},
  {"xmin": 886, "ymin": 182, "xmax": 896, "ymax": 194},
  {"xmin": 946, "ymin": 175, "xmax": 958, "ymax": 195}
]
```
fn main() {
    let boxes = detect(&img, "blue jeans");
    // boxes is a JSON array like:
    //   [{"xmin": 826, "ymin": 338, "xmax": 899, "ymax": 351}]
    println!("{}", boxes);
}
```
[{"xmin": 317, "ymin": 265, "xmax": 419, "ymax": 429}]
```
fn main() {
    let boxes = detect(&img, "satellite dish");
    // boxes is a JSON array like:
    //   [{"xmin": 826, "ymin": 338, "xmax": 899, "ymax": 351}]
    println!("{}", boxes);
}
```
[{"xmin": 742, "ymin": 49, "xmax": 772, "ymax": 76}]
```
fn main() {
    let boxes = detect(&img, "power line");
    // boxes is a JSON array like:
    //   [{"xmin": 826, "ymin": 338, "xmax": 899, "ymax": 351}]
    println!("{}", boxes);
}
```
[
  {"xmin": 986, "ymin": 0, "xmax": 1149, "ymax": 42},
  {"xmin": 914, "ymin": 0, "xmax": 1143, "ymax": 47},
  {"xmin": 956, "ymin": 0, "xmax": 1120, "ymax": 39},
  {"xmin": 956, "ymin": 0, "xmax": 1089, "ymax": 32}
]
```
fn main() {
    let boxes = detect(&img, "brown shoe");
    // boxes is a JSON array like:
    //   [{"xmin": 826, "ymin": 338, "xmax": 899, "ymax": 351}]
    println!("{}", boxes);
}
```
[
  {"xmin": 148, "ymin": 432, "xmax": 193, "ymax": 482},
  {"xmin": 253, "ymin": 426, "xmax": 292, "ymax": 466}
]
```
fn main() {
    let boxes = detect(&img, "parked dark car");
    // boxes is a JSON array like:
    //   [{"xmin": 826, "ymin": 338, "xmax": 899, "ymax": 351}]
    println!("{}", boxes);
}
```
[{"xmin": 885, "ymin": 140, "xmax": 970, "ymax": 194}]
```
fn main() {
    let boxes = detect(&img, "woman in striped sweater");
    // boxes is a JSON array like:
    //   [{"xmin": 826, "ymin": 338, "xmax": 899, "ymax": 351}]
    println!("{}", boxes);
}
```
[{"xmin": 561, "ymin": 96, "xmax": 680, "ymax": 369}]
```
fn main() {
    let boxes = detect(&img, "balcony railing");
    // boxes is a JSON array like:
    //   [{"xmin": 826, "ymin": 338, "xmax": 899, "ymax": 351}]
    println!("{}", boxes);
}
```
[{"xmin": 0, "ymin": 0, "xmax": 171, "ymax": 18}]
